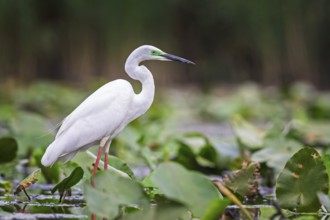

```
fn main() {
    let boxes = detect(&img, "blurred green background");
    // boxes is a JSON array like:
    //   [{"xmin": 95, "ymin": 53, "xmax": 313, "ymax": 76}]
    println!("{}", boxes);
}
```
[
  {"xmin": 1, "ymin": 0, "xmax": 329, "ymax": 88},
  {"xmin": 1, "ymin": 2, "xmax": 330, "ymax": 218}
]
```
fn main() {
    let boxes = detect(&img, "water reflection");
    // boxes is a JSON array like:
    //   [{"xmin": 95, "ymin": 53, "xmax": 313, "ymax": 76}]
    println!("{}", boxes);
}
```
[{"xmin": 0, "ymin": 193, "xmax": 87, "ymax": 220}]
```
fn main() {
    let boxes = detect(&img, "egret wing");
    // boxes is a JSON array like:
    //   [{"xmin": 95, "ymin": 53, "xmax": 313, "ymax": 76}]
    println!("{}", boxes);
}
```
[
  {"xmin": 41, "ymin": 79, "xmax": 134, "ymax": 166},
  {"xmin": 56, "ymin": 79, "xmax": 133, "ymax": 138}
]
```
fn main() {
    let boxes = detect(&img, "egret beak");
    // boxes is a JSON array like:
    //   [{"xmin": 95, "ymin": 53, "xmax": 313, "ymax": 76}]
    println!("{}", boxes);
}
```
[{"xmin": 161, "ymin": 54, "xmax": 195, "ymax": 64}]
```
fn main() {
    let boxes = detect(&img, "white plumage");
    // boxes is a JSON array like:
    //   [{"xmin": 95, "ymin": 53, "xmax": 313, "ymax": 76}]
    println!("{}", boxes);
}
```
[
  {"xmin": 42, "ymin": 80, "xmax": 135, "ymax": 166},
  {"xmin": 41, "ymin": 45, "xmax": 194, "ymax": 175}
]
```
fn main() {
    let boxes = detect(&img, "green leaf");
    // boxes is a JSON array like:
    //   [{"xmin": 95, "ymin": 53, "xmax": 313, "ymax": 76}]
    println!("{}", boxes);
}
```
[
  {"xmin": 14, "ymin": 169, "xmax": 41, "ymax": 195},
  {"xmin": 258, "ymin": 206, "xmax": 284, "ymax": 220},
  {"xmin": 295, "ymin": 121, "xmax": 330, "ymax": 146},
  {"xmin": 251, "ymin": 137, "xmax": 302, "ymax": 172},
  {"xmin": 71, "ymin": 151, "xmax": 134, "ymax": 180},
  {"xmin": 107, "ymin": 155, "xmax": 135, "ymax": 179},
  {"xmin": 31, "ymin": 148, "xmax": 60, "ymax": 183},
  {"xmin": 176, "ymin": 132, "xmax": 212, "ymax": 154},
  {"xmin": 51, "ymin": 167, "xmax": 84, "ymax": 201},
  {"xmin": 322, "ymin": 154, "xmax": 330, "ymax": 192},
  {"xmin": 9, "ymin": 112, "xmax": 53, "ymax": 156},
  {"xmin": 175, "ymin": 143, "xmax": 200, "ymax": 170},
  {"xmin": 151, "ymin": 162, "xmax": 222, "ymax": 217},
  {"xmin": 201, "ymin": 198, "xmax": 231, "ymax": 220},
  {"xmin": 276, "ymin": 147, "xmax": 329, "ymax": 212},
  {"xmin": 0, "ymin": 137, "xmax": 18, "ymax": 164},
  {"xmin": 0, "ymin": 180, "xmax": 12, "ymax": 195},
  {"xmin": 84, "ymin": 170, "xmax": 149, "ymax": 219},
  {"xmin": 122, "ymin": 200, "xmax": 187, "ymax": 220},
  {"xmin": 176, "ymin": 132, "xmax": 217, "ymax": 168},
  {"xmin": 174, "ymin": 134, "xmax": 218, "ymax": 171},
  {"xmin": 223, "ymin": 162, "xmax": 260, "ymax": 198},
  {"xmin": 231, "ymin": 115, "xmax": 266, "ymax": 149}
]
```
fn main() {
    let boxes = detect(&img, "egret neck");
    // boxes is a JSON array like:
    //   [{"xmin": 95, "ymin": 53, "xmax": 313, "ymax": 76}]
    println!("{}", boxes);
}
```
[{"xmin": 125, "ymin": 54, "xmax": 155, "ymax": 118}]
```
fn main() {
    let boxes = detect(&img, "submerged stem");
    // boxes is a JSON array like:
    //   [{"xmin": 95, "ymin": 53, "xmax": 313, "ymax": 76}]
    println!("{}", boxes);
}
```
[{"xmin": 22, "ymin": 188, "xmax": 31, "ymax": 201}]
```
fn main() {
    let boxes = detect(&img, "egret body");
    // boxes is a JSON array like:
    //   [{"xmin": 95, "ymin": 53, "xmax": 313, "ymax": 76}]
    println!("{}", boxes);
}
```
[{"xmin": 41, "ymin": 45, "xmax": 194, "ymax": 182}]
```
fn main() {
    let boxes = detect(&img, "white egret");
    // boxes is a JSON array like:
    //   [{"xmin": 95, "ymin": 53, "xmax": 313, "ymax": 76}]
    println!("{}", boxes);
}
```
[{"xmin": 41, "ymin": 45, "xmax": 194, "ymax": 184}]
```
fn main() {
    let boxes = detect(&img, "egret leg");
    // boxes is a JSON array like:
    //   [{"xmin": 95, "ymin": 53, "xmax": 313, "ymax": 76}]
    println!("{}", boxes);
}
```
[
  {"xmin": 104, "ymin": 140, "xmax": 112, "ymax": 170},
  {"xmin": 91, "ymin": 148, "xmax": 101, "ymax": 220},
  {"xmin": 90, "ymin": 146, "xmax": 103, "ymax": 187},
  {"xmin": 90, "ymin": 137, "xmax": 109, "ymax": 187}
]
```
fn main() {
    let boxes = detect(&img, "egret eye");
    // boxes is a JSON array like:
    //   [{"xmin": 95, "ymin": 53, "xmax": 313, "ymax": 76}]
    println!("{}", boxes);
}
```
[{"xmin": 151, "ymin": 50, "xmax": 159, "ymax": 56}]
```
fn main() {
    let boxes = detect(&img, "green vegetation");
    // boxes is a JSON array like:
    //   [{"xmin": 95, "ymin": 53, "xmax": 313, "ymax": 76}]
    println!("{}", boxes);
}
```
[
  {"xmin": 1, "ymin": 81, "xmax": 330, "ymax": 219},
  {"xmin": 51, "ymin": 166, "xmax": 84, "ymax": 202},
  {"xmin": 276, "ymin": 148, "xmax": 329, "ymax": 212}
]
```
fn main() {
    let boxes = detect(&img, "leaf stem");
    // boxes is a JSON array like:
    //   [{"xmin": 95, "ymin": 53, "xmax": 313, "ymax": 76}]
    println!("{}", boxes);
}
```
[
  {"xmin": 86, "ymin": 150, "xmax": 131, "ymax": 179},
  {"xmin": 22, "ymin": 187, "xmax": 31, "ymax": 201},
  {"xmin": 214, "ymin": 180, "xmax": 253, "ymax": 220}
]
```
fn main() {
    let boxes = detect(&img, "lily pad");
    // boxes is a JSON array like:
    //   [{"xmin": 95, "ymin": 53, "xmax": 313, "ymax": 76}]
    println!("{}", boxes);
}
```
[
  {"xmin": 276, "ymin": 147, "xmax": 329, "ymax": 212},
  {"xmin": 84, "ymin": 170, "xmax": 149, "ymax": 219},
  {"xmin": 151, "ymin": 162, "xmax": 222, "ymax": 217},
  {"xmin": 231, "ymin": 115, "xmax": 266, "ymax": 149},
  {"xmin": 72, "ymin": 151, "xmax": 133, "ymax": 180},
  {"xmin": 201, "ymin": 198, "xmax": 231, "ymax": 220},
  {"xmin": 0, "ymin": 137, "xmax": 18, "ymax": 164},
  {"xmin": 223, "ymin": 162, "xmax": 260, "ymax": 198},
  {"xmin": 322, "ymin": 154, "xmax": 330, "ymax": 191},
  {"xmin": 107, "ymin": 155, "xmax": 135, "ymax": 179},
  {"xmin": 251, "ymin": 136, "xmax": 302, "ymax": 172},
  {"xmin": 122, "ymin": 200, "xmax": 187, "ymax": 220},
  {"xmin": 0, "ymin": 181, "xmax": 12, "ymax": 195},
  {"xmin": 174, "ymin": 132, "xmax": 218, "ymax": 171}
]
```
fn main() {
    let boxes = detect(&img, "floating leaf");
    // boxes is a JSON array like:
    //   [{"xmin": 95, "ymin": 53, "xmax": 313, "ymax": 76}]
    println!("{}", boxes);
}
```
[
  {"xmin": 122, "ymin": 200, "xmax": 187, "ymax": 220},
  {"xmin": 174, "ymin": 132, "xmax": 218, "ymax": 172},
  {"xmin": 223, "ymin": 162, "xmax": 260, "ymax": 199},
  {"xmin": 175, "ymin": 143, "xmax": 200, "ymax": 170},
  {"xmin": 231, "ymin": 115, "xmax": 266, "ymax": 149},
  {"xmin": 84, "ymin": 170, "xmax": 149, "ymax": 219},
  {"xmin": 72, "ymin": 151, "xmax": 133, "ymax": 180},
  {"xmin": 14, "ymin": 169, "xmax": 41, "ymax": 200},
  {"xmin": 322, "ymin": 154, "xmax": 330, "ymax": 191},
  {"xmin": 258, "ymin": 206, "xmax": 286, "ymax": 220},
  {"xmin": 201, "ymin": 198, "xmax": 231, "ymax": 220},
  {"xmin": 107, "ymin": 155, "xmax": 135, "ymax": 179},
  {"xmin": 51, "ymin": 167, "xmax": 84, "ymax": 202},
  {"xmin": 176, "ymin": 132, "xmax": 217, "ymax": 168},
  {"xmin": 276, "ymin": 147, "xmax": 329, "ymax": 212},
  {"xmin": 251, "ymin": 136, "xmax": 302, "ymax": 172},
  {"xmin": 0, "ymin": 137, "xmax": 18, "ymax": 164},
  {"xmin": 151, "ymin": 162, "xmax": 222, "ymax": 217},
  {"xmin": 296, "ymin": 121, "xmax": 330, "ymax": 146},
  {"xmin": 176, "ymin": 132, "xmax": 212, "ymax": 154},
  {"xmin": 0, "ymin": 180, "xmax": 12, "ymax": 195}
]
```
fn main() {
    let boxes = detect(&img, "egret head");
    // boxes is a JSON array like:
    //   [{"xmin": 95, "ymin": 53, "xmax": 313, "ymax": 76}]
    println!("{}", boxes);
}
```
[{"xmin": 131, "ymin": 45, "xmax": 195, "ymax": 65}]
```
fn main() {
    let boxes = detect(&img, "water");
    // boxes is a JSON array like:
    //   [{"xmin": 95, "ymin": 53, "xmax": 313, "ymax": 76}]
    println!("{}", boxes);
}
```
[{"xmin": 0, "ymin": 188, "xmax": 87, "ymax": 220}]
